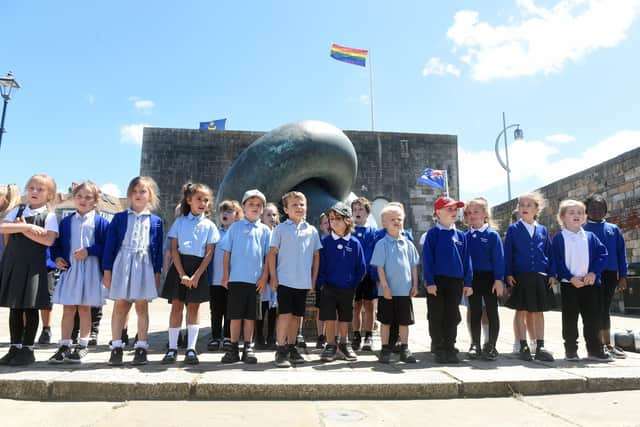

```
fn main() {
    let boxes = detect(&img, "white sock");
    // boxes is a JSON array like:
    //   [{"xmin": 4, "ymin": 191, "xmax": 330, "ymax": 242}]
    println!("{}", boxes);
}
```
[
  {"xmin": 79, "ymin": 337, "xmax": 89, "ymax": 348},
  {"xmin": 134, "ymin": 340, "xmax": 148, "ymax": 349},
  {"xmin": 482, "ymin": 324, "xmax": 490, "ymax": 345},
  {"xmin": 187, "ymin": 324, "xmax": 199, "ymax": 350},
  {"xmin": 111, "ymin": 339, "xmax": 122, "ymax": 348},
  {"xmin": 168, "ymin": 327, "xmax": 180, "ymax": 350},
  {"xmin": 60, "ymin": 339, "xmax": 73, "ymax": 346},
  {"xmin": 529, "ymin": 340, "xmax": 537, "ymax": 352}
]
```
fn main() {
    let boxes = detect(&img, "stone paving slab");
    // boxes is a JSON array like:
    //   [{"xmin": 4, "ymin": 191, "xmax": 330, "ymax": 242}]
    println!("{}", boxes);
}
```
[{"xmin": 1, "ymin": 300, "xmax": 639, "ymax": 401}]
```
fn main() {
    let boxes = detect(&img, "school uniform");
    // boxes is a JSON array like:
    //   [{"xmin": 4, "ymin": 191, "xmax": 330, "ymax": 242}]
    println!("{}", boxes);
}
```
[
  {"xmin": 218, "ymin": 218, "xmax": 271, "ymax": 320},
  {"xmin": 102, "ymin": 209, "xmax": 163, "ymax": 301},
  {"xmin": 162, "ymin": 213, "xmax": 219, "ymax": 303},
  {"xmin": 371, "ymin": 233, "xmax": 420, "ymax": 326},
  {"xmin": 270, "ymin": 219, "xmax": 322, "ymax": 317},
  {"xmin": 422, "ymin": 223, "xmax": 472, "ymax": 352},
  {"xmin": 317, "ymin": 232, "xmax": 366, "ymax": 322},
  {"xmin": 552, "ymin": 228, "xmax": 607, "ymax": 355},
  {"xmin": 583, "ymin": 220, "xmax": 628, "ymax": 331},
  {"xmin": 207, "ymin": 226, "xmax": 230, "ymax": 340},
  {"xmin": 504, "ymin": 220, "xmax": 555, "ymax": 312},
  {"xmin": 352, "ymin": 225, "xmax": 378, "ymax": 301},
  {"xmin": 51, "ymin": 210, "xmax": 109, "ymax": 307},
  {"xmin": 466, "ymin": 224, "xmax": 505, "ymax": 349}
]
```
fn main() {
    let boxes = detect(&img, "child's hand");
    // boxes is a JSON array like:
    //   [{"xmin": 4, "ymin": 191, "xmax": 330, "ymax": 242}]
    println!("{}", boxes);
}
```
[
  {"xmin": 180, "ymin": 275, "xmax": 192, "ymax": 287},
  {"xmin": 382, "ymin": 286, "xmax": 392, "ymax": 300},
  {"xmin": 256, "ymin": 276, "xmax": 267, "ymax": 293},
  {"xmin": 410, "ymin": 286, "xmax": 418, "ymax": 297},
  {"xmin": 618, "ymin": 277, "xmax": 627, "ymax": 291},
  {"xmin": 27, "ymin": 224, "xmax": 46, "ymax": 236},
  {"xmin": 548, "ymin": 276, "xmax": 557, "ymax": 286},
  {"xmin": 55, "ymin": 257, "xmax": 69, "ymax": 270},
  {"xmin": 463, "ymin": 287, "xmax": 473, "ymax": 297},
  {"xmin": 583, "ymin": 273, "xmax": 596, "ymax": 286},
  {"xmin": 426, "ymin": 285, "xmax": 437, "ymax": 296},
  {"xmin": 570, "ymin": 276, "xmax": 584, "ymax": 288},
  {"xmin": 73, "ymin": 248, "xmax": 88, "ymax": 261},
  {"xmin": 507, "ymin": 276, "xmax": 516, "ymax": 287},
  {"xmin": 221, "ymin": 276, "xmax": 229, "ymax": 289},
  {"xmin": 103, "ymin": 271, "xmax": 112, "ymax": 289},
  {"xmin": 190, "ymin": 273, "xmax": 201, "ymax": 288},
  {"xmin": 492, "ymin": 280, "xmax": 504, "ymax": 297}
]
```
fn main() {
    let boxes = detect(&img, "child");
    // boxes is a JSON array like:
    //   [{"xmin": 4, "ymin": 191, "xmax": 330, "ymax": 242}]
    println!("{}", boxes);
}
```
[
  {"xmin": 255, "ymin": 202, "xmax": 279, "ymax": 350},
  {"xmin": 103, "ymin": 176, "xmax": 163, "ymax": 366},
  {"xmin": 583, "ymin": 194, "xmax": 628, "ymax": 358},
  {"xmin": 314, "ymin": 212, "xmax": 330, "ymax": 348},
  {"xmin": 317, "ymin": 202, "xmax": 366, "ymax": 362},
  {"xmin": 0, "ymin": 174, "xmax": 59, "ymax": 366},
  {"xmin": 48, "ymin": 181, "xmax": 109, "ymax": 363},
  {"xmin": 504, "ymin": 192, "xmax": 555, "ymax": 362},
  {"xmin": 219, "ymin": 189, "xmax": 271, "ymax": 364},
  {"xmin": 0, "ymin": 183, "xmax": 20, "ymax": 262},
  {"xmin": 423, "ymin": 196, "xmax": 473, "ymax": 364},
  {"xmin": 351, "ymin": 197, "xmax": 378, "ymax": 352},
  {"xmin": 268, "ymin": 191, "xmax": 322, "ymax": 368},
  {"xmin": 161, "ymin": 183, "xmax": 219, "ymax": 364},
  {"xmin": 552, "ymin": 199, "xmax": 610, "ymax": 361},
  {"xmin": 464, "ymin": 198, "xmax": 504, "ymax": 361},
  {"xmin": 207, "ymin": 199, "xmax": 242, "ymax": 351},
  {"xmin": 371, "ymin": 203, "xmax": 419, "ymax": 363}
]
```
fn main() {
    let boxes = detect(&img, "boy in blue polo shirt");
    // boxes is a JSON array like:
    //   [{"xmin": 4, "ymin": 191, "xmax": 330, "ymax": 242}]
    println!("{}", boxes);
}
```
[
  {"xmin": 317, "ymin": 202, "xmax": 366, "ymax": 362},
  {"xmin": 219, "ymin": 189, "xmax": 271, "ymax": 364},
  {"xmin": 371, "ymin": 203, "xmax": 420, "ymax": 364},
  {"xmin": 268, "ymin": 191, "xmax": 322, "ymax": 368},
  {"xmin": 423, "ymin": 196, "xmax": 473, "ymax": 364}
]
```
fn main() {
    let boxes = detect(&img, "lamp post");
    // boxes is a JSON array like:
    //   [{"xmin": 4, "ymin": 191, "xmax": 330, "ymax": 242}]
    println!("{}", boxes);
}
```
[
  {"xmin": 494, "ymin": 112, "xmax": 524, "ymax": 201},
  {"xmin": 0, "ymin": 71, "xmax": 21, "ymax": 153}
]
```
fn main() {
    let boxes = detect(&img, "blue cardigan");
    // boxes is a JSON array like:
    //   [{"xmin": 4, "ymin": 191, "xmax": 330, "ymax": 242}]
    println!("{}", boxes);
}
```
[
  {"xmin": 551, "ymin": 230, "xmax": 608, "ymax": 285},
  {"xmin": 504, "ymin": 221, "xmax": 554, "ymax": 279},
  {"xmin": 51, "ymin": 212, "xmax": 110, "ymax": 271},
  {"xmin": 422, "ymin": 226, "xmax": 473, "ymax": 287},
  {"xmin": 583, "ymin": 221, "xmax": 628, "ymax": 277},
  {"xmin": 102, "ymin": 211, "xmax": 164, "ymax": 273}
]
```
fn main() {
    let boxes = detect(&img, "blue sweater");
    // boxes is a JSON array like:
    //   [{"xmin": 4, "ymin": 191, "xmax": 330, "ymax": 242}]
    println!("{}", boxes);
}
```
[
  {"xmin": 422, "ymin": 225, "xmax": 472, "ymax": 287},
  {"xmin": 504, "ymin": 221, "xmax": 554, "ymax": 279},
  {"xmin": 583, "ymin": 220, "xmax": 628, "ymax": 277},
  {"xmin": 353, "ymin": 225, "xmax": 377, "ymax": 265},
  {"xmin": 551, "ymin": 230, "xmax": 608, "ymax": 285},
  {"xmin": 102, "ymin": 210, "xmax": 164, "ymax": 273},
  {"xmin": 51, "ymin": 212, "xmax": 110, "ymax": 271},
  {"xmin": 465, "ymin": 226, "xmax": 505, "ymax": 281},
  {"xmin": 317, "ymin": 234, "xmax": 366, "ymax": 290}
]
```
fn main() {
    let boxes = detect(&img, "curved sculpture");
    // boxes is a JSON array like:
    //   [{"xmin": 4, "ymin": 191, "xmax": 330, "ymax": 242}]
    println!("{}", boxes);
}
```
[{"xmin": 216, "ymin": 120, "xmax": 357, "ymax": 223}]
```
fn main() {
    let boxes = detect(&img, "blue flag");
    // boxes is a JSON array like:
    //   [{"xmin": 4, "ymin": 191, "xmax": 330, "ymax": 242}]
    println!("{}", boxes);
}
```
[
  {"xmin": 199, "ymin": 119, "xmax": 226, "ymax": 131},
  {"xmin": 417, "ymin": 168, "xmax": 446, "ymax": 189}
]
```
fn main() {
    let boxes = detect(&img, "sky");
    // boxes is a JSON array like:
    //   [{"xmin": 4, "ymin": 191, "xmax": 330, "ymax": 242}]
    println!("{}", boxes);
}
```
[{"xmin": 2, "ymin": 0, "xmax": 639, "ymax": 207}]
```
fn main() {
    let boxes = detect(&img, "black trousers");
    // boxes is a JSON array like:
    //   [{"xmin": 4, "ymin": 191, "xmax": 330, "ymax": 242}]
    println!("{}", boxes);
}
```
[
  {"xmin": 427, "ymin": 276, "xmax": 463, "ymax": 351},
  {"xmin": 561, "ymin": 283, "xmax": 600, "ymax": 354},
  {"xmin": 599, "ymin": 270, "xmax": 619, "ymax": 331},
  {"xmin": 9, "ymin": 308, "xmax": 39, "ymax": 346},
  {"xmin": 255, "ymin": 301, "xmax": 277, "ymax": 343},
  {"xmin": 209, "ymin": 286, "xmax": 230, "ymax": 340},
  {"xmin": 469, "ymin": 272, "xmax": 500, "ymax": 347}
]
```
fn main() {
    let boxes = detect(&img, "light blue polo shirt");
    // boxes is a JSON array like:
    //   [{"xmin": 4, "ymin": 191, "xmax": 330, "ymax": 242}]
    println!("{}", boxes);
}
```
[
  {"xmin": 219, "ymin": 218, "xmax": 271, "ymax": 284},
  {"xmin": 270, "ymin": 219, "xmax": 322, "ymax": 289},
  {"xmin": 209, "ymin": 226, "xmax": 227, "ymax": 286},
  {"xmin": 167, "ymin": 213, "xmax": 219, "ymax": 257},
  {"xmin": 371, "ymin": 234, "xmax": 420, "ymax": 296}
]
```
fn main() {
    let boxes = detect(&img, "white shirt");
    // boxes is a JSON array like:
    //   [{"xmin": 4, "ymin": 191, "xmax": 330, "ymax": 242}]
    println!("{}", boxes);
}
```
[
  {"xmin": 331, "ymin": 232, "xmax": 351, "ymax": 241},
  {"xmin": 519, "ymin": 219, "xmax": 537, "ymax": 238},
  {"xmin": 561, "ymin": 228, "xmax": 589, "ymax": 278},
  {"xmin": 3, "ymin": 205, "xmax": 59, "ymax": 233}
]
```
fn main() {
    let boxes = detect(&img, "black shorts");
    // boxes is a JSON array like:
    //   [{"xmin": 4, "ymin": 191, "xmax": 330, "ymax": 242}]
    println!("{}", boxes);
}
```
[
  {"xmin": 277, "ymin": 285, "xmax": 308, "ymax": 317},
  {"xmin": 227, "ymin": 282, "xmax": 261, "ymax": 320},
  {"xmin": 319, "ymin": 286, "xmax": 354, "ymax": 322},
  {"xmin": 354, "ymin": 273, "xmax": 377, "ymax": 301},
  {"xmin": 377, "ymin": 296, "xmax": 414, "ymax": 326},
  {"xmin": 314, "ymin": 287, "xmax": 322, "ymax": 308}
]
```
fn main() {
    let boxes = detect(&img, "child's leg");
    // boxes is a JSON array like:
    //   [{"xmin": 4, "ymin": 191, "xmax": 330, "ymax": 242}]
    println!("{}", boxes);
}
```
[
  {"xmin": 230, "ymin": 319, "xmax": 242, "ymax": 343},
  {"xmin": 287, "ymin": 316, "xmax": 300, "ymax": 345},
  {"xmin": 325, "ymin": 320, "xmax": 336, "ymax": 344},
  {"xmin": 40, "ymin": 309, "xmax": 52, "ymax": 329},
  {"xmin": 426, "ymin": 290, "xmax": 445, "ymax": 351},
  {"xmin": 380, "ymin": 323, "xmax": 390, "ymax": 346},
  {"xmin": 133, "ymin": 300, "xmax": 149, "ymax": 342},
  {"xmin": 61, "ymin": 305, "xmax": 77, "ymax": 340},
  {"xmin": 185, "ymin": 303, "xmax": 201, "ymax": 350},
  {"xmin": 469, "ymin": 287, "xmax": 483, "ymax": 346},
  {"xmin": 352, "ymin": 300, "xmax": 363, "ymax": 333},
  {"xmin": 267, "ymin": 307, "xmax": 277, "ymax": 342},
  {"xmin": 243, "ymin": 319, "xmax": 255, "ymax": 344},
  {"xmin": 255, "ymin": 301, "xmax": 268, "ymax": 344},
  {"xmin": 9, "ymin": 309, "xmax": 23, "ymax": 345},
  {"xmin": 481, "ymin": 307, "xmax": 490, "ymax": 345},
  {"xmin": 483, "ymin": 292, "xmax": 500, "ymax": 349},
  {"xmin": 580, "ymin": 287, "xmax": 601, "ymax": 355},
  {"xmin": 363, "ymin": 300, "xmax": 374, "ymax": 334},
  {"xmin": 77, "ymin": 305, "xmax": 92, "ymax": 344},
  {"xmin": 528, "ymin": 311, "xmax": 544, "ymax": 341},
  {"xmin": 276, "ymin": 313, "xmax": 290, "ymax": 346},
  {"xmin": 316, "ymin": 311, "xmax": 324, "ymax": 337},
  {"xmin": 443, "ymin": 282, "xmax": 463, "ymax": 351},
  {"xmin": 514, "ymin": 310, "xmax": 527, "ymax": 342},
  {"xmin": 337, "ymin": 321, "xmax": 349, "ymax": 343},
  {"xmin": 23, "ymin": 309, "xmax": 39, "ymax": 346},
  {"xmin": 399, "ymin": 324, "xmax": 409, "ymax": 345}
]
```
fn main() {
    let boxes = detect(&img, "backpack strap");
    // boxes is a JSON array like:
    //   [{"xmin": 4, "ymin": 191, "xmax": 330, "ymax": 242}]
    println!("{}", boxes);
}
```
[{"xmin": 15, "ymin": 204, "xmax": 26, "ymax": 219}]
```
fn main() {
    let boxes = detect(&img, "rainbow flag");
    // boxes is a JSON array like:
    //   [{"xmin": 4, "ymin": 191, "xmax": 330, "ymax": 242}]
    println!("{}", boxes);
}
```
[{"xmin": 330, "ymin": 43, "xmax": 368, "ymax": 67}]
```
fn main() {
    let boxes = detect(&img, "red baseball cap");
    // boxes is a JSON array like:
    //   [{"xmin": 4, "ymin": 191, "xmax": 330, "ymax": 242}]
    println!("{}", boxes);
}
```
[{"xmin": 434, "ymin": 196, "xmax": 464, "ymax": 211}]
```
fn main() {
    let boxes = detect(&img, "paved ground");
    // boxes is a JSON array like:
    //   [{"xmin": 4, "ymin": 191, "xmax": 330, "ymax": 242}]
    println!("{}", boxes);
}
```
[
  {"xmin": 1, "ymin": 297, "xmax": 639, "ymax": 401},
  {"xmin": 2, "ymin": 390, "xmax": 640, "ymax": 426}
]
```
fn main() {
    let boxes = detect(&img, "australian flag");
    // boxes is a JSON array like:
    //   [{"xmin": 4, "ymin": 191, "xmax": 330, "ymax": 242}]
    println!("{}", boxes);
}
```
[
  {"xmin": 417, "ymin": 168, "xmax": 446, "ymax": 189},
  {"xmin": 199, "ymin": 119, "xmax": 227, "ymax": 131}
]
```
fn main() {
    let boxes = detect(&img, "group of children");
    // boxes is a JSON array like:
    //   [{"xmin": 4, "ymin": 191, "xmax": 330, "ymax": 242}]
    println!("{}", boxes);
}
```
[{"xmin": 0, "ymin": 174, "xmax": 629, "ymax": 368}]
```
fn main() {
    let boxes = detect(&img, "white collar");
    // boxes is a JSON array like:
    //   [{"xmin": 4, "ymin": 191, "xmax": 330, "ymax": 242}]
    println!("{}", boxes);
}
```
[
  {"xmin": 561, "ymin": 228, "xmax": 586, "ymax": 239},
  {"xmin": 436, "ymin": 222, "xmax": 456, "ymax": 231},
  {"xmin": 587, "ymin": 219, "xmax": 605, "ymax": 224},
  {"xmin": 128, "ymin": 208, "xmax": 150, "ymax": 217},
  {"xmin": 74, "ymin": 210, "xmax": 96, "ymax": 221},
  {"xmin": 519, "ymin": 219, "xmax": 538, "ymax": 228},
  {"xmin": 331, "ymin": 231, "xmax": 351, "ymax": 241},
  {"xmin": 470, "ymin": 224, "xmax": 488, "ymax": 233},
  {"xmin": 187, "ymin": 212, "xmax": 205, "ymax": 221},
  {"xmin": 27, "ymin": 205, "xmax": 48, "ymax": 214}
]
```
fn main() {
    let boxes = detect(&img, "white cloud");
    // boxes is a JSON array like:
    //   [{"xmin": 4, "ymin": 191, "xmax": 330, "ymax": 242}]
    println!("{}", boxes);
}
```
[
  {"xmin": 128, "ymin": 96, "xmax": 155, "ymax": 113},
  {"xmin": 421, "ymin": 57, "xmax": 461, "ymax": 77},
  {"xmin": 101, "ymin": 183, "xmax": 121, "ymax": 198},
  {"xmin": 447, "ymin": 0, "xmax": 640, "ymax": 81},
  {"xmin": 120, "ymin": 123, "xmax": 150, "ymax": 145},
  {"xmin": 545, "ymin": 133, "xmax": 576, "ymax": 143},
  {"xmin": 460, "ymin": 129, "xmax": 640, "ymax": 195}
]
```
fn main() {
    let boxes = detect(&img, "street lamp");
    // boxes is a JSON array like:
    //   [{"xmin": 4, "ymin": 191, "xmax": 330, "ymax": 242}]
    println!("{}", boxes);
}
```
[
  {"xmin": 0, "ymin": 71, "xmax": 21, "ymax": 153},
  {"xmin": 494, "ymin": 112, "xmax": 524, "ymax": 201}
]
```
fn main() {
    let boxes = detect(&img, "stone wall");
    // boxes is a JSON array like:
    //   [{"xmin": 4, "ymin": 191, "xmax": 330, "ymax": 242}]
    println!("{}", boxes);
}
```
[{"xmin": 140, "ymin": 126, "xmax": 458, "ymax": 241}]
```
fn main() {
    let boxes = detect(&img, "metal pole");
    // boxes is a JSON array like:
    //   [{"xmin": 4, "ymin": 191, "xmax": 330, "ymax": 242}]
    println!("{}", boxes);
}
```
[
  {"xmin": 502, "ymin": 112, "xmax": 512, "ymax": 200},
  {"xmin": 0, "ymin": 97, "xmax": 8, "ymax": 153},
  {"xmin": 368, "ymin": 50, "xmax": 375, "ymax": 132}
]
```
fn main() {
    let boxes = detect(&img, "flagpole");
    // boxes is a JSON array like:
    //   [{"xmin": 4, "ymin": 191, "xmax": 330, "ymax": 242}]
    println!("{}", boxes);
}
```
[
  {"xmin": 444, "ymin": 170, "xmax": 450, "ymax": 198},
  {"xmin": 368, "ymin": 50, "xmax": 375, "ymax": 132}
]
